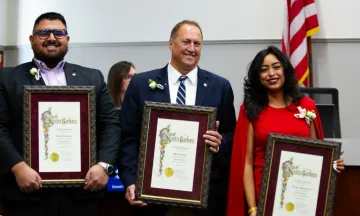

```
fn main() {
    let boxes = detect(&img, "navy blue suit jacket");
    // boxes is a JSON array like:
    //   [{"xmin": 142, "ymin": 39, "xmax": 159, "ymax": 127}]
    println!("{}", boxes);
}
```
[{"xmin": 118, "ymin": 65, "xmax": 236, "ymax": 189}]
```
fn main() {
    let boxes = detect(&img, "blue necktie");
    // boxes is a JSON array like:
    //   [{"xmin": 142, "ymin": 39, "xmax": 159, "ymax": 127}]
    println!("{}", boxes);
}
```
[{"xmin": 176, "ymin": 76, "xmax": 187, "ymax": 105}]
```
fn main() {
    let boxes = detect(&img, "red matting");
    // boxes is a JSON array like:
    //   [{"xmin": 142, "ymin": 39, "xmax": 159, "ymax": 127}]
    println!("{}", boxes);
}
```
[
  {"xmin": 265, "ymin": 142, "xmax": 333, "ymax": 216},
  {"xmin": 141, "ymin": 110, "xmax": 208, "ymax": 201},
  {"xmin": 0, "ymin": 51, "xmax": 4, "ymax": 68},
  {"xmin": 30, "ymin": 93, "xmax": 89, "ymax": 180}
]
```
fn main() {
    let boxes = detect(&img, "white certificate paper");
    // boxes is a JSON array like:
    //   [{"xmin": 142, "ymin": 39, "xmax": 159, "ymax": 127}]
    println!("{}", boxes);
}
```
[
  {"xmin": 272, "ymin": 151, "xmax": 323, "ymax": 216},
  {"xmin": 38, "ymin": 102, "xmax": 81, "ymax": 173},
  {"xmin": 150, "ymin": 118, "xmax": 199, "ymax": 192}
]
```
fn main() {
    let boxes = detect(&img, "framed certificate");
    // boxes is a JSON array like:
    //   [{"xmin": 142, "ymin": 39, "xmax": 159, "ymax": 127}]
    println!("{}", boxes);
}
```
[
  {"xmin": 23, "ymin": 86, "xmax": 96, "ymax": 187},
  {"xmin": 135, "ymin": 101, "xmax": 216, "ymax": 209},
  {"xmin": 257, "ymin": 133, "xmax": 342, "ymax": 216}
]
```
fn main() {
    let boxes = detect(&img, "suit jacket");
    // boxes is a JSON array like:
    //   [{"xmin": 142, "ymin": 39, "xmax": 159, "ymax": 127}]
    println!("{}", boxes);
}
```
[
  {"xmin": 118, "ymin": 65, "xmax": 236, "ymax": 215},
  {"xmin": 0, "ymin": 61, "xmax": 121, "ymax": 201}
]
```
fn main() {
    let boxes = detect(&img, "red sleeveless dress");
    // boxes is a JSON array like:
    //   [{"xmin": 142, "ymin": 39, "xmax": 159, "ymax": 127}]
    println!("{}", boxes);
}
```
[{"xmin": 226, "ymin": 97, "xmax": 324, "ymax": 215}]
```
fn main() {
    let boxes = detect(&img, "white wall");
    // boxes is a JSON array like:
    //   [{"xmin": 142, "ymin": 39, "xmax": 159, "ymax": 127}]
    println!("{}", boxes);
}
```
[
  {"xmin": 312, "ymin": 42, "xmax": 359, "ymax": 138},
  {"xmin": 4, "ymin": 0, "xmax": 360, "ymax": 46},
  {"xmin": 0, "ymin": 0, "xmax": 7, "ymax": 45}
]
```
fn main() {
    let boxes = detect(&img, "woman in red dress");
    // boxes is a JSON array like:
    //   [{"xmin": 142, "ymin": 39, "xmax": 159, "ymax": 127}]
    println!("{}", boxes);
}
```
[{"xmin": 226, "ymin": 46, "xmax": 345, "ymax": 216}]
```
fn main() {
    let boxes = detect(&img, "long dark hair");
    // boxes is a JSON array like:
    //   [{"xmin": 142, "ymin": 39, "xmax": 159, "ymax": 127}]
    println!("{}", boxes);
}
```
[
  {"xmin": 243, "ymin": 46, "xmax": 302, "ymax": 121},
  {"xmin": 107, "ymin": 61, "xmax": 135, "ymax": 107}
]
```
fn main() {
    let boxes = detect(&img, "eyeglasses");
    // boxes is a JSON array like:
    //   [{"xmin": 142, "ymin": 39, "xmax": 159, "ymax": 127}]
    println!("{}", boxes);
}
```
[{"xmin": 33, "ymin": 29, "xmax": 68, "ymax": 40}]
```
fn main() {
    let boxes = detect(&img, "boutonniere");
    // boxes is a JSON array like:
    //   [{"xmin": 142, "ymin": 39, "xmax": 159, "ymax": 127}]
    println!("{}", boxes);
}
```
[
  {"xmin": 294, "ymin": 106, "xmax": 316, "ymax": 125},
  {"xmin": 30, "ymin": 68, "xmax": 41, "ymax": 81},
  {"xmin": 148, "ymin": 79, "xmax": 164, "ymax": 90}
]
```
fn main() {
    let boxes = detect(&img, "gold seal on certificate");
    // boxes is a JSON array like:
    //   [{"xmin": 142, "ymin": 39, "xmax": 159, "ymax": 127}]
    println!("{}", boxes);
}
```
[
  {"xmin": 164, "ymin": 167, "xmax": 174, "ymax": 178},
  {"xmin": 50, "ymin": 152, "xmax": 59, "ymax": 162},
  {"xmin": 285, "ymin": 202, "xmax": 295, "ymax": 212}
]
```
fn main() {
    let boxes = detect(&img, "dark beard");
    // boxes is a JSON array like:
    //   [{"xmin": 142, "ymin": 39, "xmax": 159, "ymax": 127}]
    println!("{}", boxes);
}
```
[{"xmin": 33, "ymin": 48, "xmax": 68, "ymax": 68}]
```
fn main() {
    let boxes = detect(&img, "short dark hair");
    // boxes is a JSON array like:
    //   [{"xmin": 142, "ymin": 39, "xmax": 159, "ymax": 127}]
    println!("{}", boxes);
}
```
[
  {"xmin": 243, "ymin": 46, "xmax": 303, "ymax": 121},
  {"xmin": 33, "ymin": 12, "xmax": 67, "ymax": 32},
  {"xmin": 107, "ymin": 61, "xmax": 135, "ymax": 107},
  {"xmin": 170, "ymin": 20, "xmax": 203, "ymax": 39}
]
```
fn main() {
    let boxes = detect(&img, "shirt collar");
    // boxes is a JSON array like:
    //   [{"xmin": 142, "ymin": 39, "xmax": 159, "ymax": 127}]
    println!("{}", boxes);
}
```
[
  {"xmin": 168, "ymin": 61, "xmax": 198, "ymax": 85},
  {"xmin": 33, "ymin": 58, "xmax": 65, "ymax": 72}
]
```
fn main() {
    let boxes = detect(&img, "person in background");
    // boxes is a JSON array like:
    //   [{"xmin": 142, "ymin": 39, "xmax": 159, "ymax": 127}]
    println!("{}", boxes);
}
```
[
  {"xmin": 107, "ymin": 61, "xmax": 136, "ymax": 114},
  {"xmin": 102, "ymin": 60, "xmax": 137, "ymax": 215},
  {"xmin": 226, "ymin": 46, "xmax": 345, "ymax": 216}
]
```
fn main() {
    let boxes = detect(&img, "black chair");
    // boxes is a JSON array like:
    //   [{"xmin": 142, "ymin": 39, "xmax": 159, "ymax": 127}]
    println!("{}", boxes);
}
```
[
  {"xmin": 299, "ymin": 87, "xmax": 341, "ymax": 138},
  {"xmin": 316, "ymin": 104, "xmax": 337, "ymax": 138}
]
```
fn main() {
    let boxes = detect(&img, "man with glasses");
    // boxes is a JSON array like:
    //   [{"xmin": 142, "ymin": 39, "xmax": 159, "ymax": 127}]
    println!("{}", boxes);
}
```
[
  {"xmin": 0, "ymin": 12, "xmax": 121, "ymax": 216},
  {"xmin": 118, "ymin": 20, "xmax": 236, "ymax": 216}
]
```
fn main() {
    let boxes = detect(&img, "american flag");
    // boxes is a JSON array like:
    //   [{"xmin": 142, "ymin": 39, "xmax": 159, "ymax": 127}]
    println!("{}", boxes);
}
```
[{"xmin": 282, "ymin": 0, "xmax": 319, "ymax": 87}]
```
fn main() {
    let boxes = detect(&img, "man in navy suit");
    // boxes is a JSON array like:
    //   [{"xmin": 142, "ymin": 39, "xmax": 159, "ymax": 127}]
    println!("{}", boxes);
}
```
[{"xmin": 118, "ymin": 20, "xmax": 236, "ymax": 216}]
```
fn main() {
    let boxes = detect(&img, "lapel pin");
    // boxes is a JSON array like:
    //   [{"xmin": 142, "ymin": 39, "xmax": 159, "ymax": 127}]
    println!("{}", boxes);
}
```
[
  {"xmin": 72, "ymin": 73, "xmax": 76, "ymax": 76},
  {"xmin": 204, "ymin": 83, "xmax": 207, "ymax": 87}
]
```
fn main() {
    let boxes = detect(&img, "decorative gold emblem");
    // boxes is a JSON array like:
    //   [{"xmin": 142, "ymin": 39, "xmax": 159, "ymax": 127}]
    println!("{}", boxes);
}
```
[
  {"xmin": 285, "ymin": 202, "xmax": 295, "ymax": 212},
  {"xmin": 164, "ymin": 167, "xmax": 174, "ymax": 178},
  {"xmin": 50, "ymin": 152, "xmax": 59, "ymax": 162}
]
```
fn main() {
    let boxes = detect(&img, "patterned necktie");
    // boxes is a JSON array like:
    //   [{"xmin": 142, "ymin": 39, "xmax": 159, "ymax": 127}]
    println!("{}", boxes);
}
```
[{"xmin": 176, "ymin": 76, "xmax": 187, "ymax": 105}]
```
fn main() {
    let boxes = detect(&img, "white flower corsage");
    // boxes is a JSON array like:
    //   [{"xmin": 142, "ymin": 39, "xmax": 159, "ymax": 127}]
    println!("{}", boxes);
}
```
[
  {"xmin": 30, "ymin": 67, "xmax": 41, "ymax": 81},
  {"xmin": 148, "ymin": 79, "xmax": 164, "ymax": 90},
  {"xmin": 294, "ymin": 106, "xmax": 316, "ymax": 126}
]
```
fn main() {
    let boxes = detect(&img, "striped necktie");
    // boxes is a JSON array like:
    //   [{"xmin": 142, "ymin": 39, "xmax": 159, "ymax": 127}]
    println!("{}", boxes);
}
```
[{"xmin": 176, "ymin": 76, "xmax": 187, "ymax": 105}]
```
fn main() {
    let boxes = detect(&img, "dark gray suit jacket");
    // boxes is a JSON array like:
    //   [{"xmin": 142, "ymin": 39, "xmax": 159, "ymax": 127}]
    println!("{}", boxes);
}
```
[{"xmin": 0, "ymin": 61, "xmax": 121, "ymax": 201}]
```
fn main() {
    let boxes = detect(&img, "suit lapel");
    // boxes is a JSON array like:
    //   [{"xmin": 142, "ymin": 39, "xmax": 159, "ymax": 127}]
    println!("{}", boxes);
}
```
[
  {"xmin": 24, "ymin": 61, "xmax": 46, "ymax": 85},
  {"xmin": 155, "ymin": 65, "xmax": 171, "ymax": 103},
  {"xmin": 63, "ymin": 63, "xmax": 81, "ymax": 86},
  {"xmin": 195, "ymin": 68, "xmax": 210, "ymax": 106}
]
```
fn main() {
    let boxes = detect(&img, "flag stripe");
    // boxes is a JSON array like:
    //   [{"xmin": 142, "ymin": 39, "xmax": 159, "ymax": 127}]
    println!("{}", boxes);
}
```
[
  {"xmin": 290, "ymin": 8, "xmax": 306, "ymax": 39},
  {"xmin": 289, "ymin": 23, "xmax": 306, "ymax": 55},
  {"xmin": 294, "ymin": 55, "xmax": 309, "ymax": 81},
  {"xmin": 305, "ymin": 15, "xmax": 319, "ymax": 36},
  {"xmin": 283, "ymin": 0, "xmax": 291, "ymax": 55},
  {"xmin": 290, "ymin": 37, "xmax": 308, "ymax": 67},
  {"xmin": 289, "ymin": 0, "xmax": 303, "ymax": 24},
  {"xmin": 304, "ymin": 3, "xmax": 317, "ymax": 17}
]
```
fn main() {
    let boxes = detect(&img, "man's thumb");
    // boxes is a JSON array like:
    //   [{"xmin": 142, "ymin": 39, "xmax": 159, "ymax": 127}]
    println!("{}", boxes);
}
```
[{"xmin": 129, "ymin": 185, "xmax": 135, "ymax": 200}]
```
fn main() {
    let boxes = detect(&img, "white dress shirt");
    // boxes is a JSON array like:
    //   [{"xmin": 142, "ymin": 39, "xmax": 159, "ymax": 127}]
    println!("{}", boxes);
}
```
[
  {"xmin": 167, "ymin": 62, "xmax": 198, "ymax": 105},
  {"xmin": 167, "ymin": 62, "xmax": 219, "ymax": 153}
]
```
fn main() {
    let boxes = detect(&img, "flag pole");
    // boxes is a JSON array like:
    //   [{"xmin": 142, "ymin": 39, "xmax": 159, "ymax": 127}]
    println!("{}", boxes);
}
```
[{"xmin": 307, "ymin": 36, "xmax": 314, "ymax": 87}]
